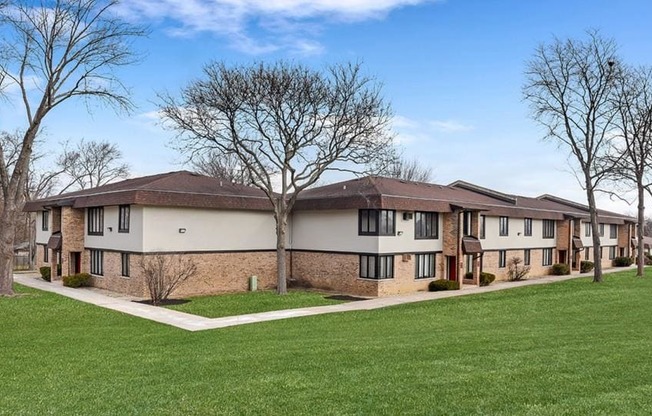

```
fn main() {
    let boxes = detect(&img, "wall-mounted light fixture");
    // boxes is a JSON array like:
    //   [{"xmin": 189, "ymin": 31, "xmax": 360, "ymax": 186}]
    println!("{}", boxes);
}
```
[
  {"xmin": 107, "ymin": 227, "xmax": 113, "ymax": 232},
  {"xmin": 397, "ymin": 231, "xmax": 404, "ymax": 236},
  {"xmin": 179, "ymin": 228, "xmax": 187, "ymax": 234}
]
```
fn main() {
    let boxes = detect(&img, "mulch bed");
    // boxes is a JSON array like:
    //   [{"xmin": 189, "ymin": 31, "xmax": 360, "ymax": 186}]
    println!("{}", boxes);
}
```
[
  {"xmin": 324, "ymin": 295, "xmax": 369, "ymax": 302},
  {"xmin": 133, "ymin": 299, "xmax": 190, "ymax": 306}
]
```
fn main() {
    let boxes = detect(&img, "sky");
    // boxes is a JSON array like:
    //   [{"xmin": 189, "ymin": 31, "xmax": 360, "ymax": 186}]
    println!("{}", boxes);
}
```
[{"xmin": 3, "ymin": 0, "xmax": 652, "ymax": 215}]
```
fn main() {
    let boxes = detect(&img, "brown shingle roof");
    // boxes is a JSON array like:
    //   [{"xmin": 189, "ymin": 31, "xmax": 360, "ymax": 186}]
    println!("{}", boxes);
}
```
[{"xmin": 24, "ymin": 171, "xmax": 273, "ymax": 212}]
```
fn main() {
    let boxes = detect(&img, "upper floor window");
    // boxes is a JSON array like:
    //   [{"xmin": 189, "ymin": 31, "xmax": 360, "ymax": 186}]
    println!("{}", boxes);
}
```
[
  {"xmin": 41, "ymin": 211, "xmax": 49, "ymax": 231},
  {"xmin": 87, "ymin": 207, "xmax": 104, "ymax": 236},
  {"xmin": 499, "ymin": 216, "xmax": 509, "ymax": 236},
  {"xmin": 479, "ymin": 215, "xmax": 486, "ymax": 239},
  {"xmin": 415, "ymin": 212, "xmax": 438, "ymax": 239},
  {"xmin": 119, "ymin": 205, "xmax": 130, "ymax": 233},
  {"xmin": 360, "ymin": 255, "xmax": 394, "ymax": 279},
  {"xmin": 585, "ymin": 222, "xmax": 591, "ymax": 237},
  {"xmin": 359, "ymin": 209, "xmax": 395, "ymax": 236},
  {"xmin": 462, "ymin": 211, "xmax": 473, "ymax": 236},
  {"xmin": 599, "ymin": 223, "xmax": 605, "ymax": 237},
  {"xmin": 524, "ymin": 218, "xmax": 532, "ymax": 236},
  {"xmin": 609, "ymin": 224, "xmax": 617, "ymax": 239},
  {"xmin": 542, "ymin": 219, "xmax": 555, "ymax": 239}
]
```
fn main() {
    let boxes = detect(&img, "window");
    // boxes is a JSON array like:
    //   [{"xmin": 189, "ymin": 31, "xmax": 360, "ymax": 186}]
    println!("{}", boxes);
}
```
[
  {"xmin": 585, "ymin": 247, "xmax": 590, "ymax": 260},
  {"xmin": 359, "ymin": 209, "xmax": 395, "ymax": 236},
  {"xmin": 121, "ymin": 253, "xmax": 130, "ymax": 277},
  {"xmin": 542, "ymin": 248, "xmax": 553, "ymax": 266},
  {"xmin": 524, "ymin": 249, "xmax": 531, "ymax": 266},
  {"xmin": 415, "ymin": 212, "xmax": 439, "ymax": 239},
  {"xmin": 465, "ymin": 255, "xmax": 473, "ymax": 275},
  {"xmin": 542, "ymin": 220, "xmax": 555, "ymax": 239},
  {"xmin": 479, "ymin": 215, "xmax": 486, "ymax": 239},
  {"xmin": 462, "ymin": 211, "xmax": 472, "ymax": 236},
  {"xmin": 43, "ymin": 245, "xmax": 48, "ymax": 263},
  {"xmin": 524, "ymin": 218, "xmax": 532, "ymax": 237},
  {"xmin": 41, "ymin": 211, "xmax": 49, "ymax": 231},
  {"xmin": 90, "ymin": 250, "xmax": 103, "ymax": 276},
  {"xmin": 499, "ymin": 216, "xmax": 509, "ymax": 236},
  {"xmin": 599, "ymin": 223, "xmax": 605, "ymax": 237},
  {"xmin": 498, "ymin": 250, "xmax": 507, "ymax": 268},
  {"xmin": 87, "ymin": 207, "xmax": 104, "ymax": 236},
  {"xmin": 415, "ymin": 253, "xmax": 436, "ymax": 279},
  {"xmin": 360, "ymin": 255, "xmax": 394, "ymax": 279},
  {"xmin": 609, "ymin": 224, "xmax": 617, "ymax": 239},
  {"xmin": 585, "ymin": 222, "xmax": 591, "ymax": 237},
  {"xmin": 609, "ymin": 246, "xmax": 616, "ymax": 260},
  {"xmin": 119, "ymin": 205, "xmax": 130, "ymax": 233}
]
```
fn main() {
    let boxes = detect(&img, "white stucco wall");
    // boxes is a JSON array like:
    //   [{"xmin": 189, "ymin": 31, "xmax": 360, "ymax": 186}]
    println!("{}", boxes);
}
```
[
  {"xmin": 35, "ymin": 211, "xmax": 50, "ymax": 244},
  {"xmin": 378, "ymin": 211, "xmax": 443, "ymax": 253},
  {"xmin": 85, "ymin": 206, "xmax": 144, "ymax": 252},
  {"xmin": 481, "ymin": 216, "xmax": 556, "ymax": 250},
  {"xmin": 141, "ymin": 206, "xmax": 277, "ymax": 252},
  {"xmin": 291, "ymin": 210, "xmax": 377, "ymax": 253},
  {"xmin": 580, "ymin": 223, "xmax": 620, "ymax": 247}
]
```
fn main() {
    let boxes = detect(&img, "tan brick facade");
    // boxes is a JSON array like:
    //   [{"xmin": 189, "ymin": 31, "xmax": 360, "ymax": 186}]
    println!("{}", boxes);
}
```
[{"xmin": 482, "ymin": 249, "xmax": 551, "ymax": 281}]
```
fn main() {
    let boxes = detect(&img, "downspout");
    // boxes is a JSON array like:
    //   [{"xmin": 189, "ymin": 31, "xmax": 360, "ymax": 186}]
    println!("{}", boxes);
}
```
[{"xmin": 457, "ymin": 209, "xmax": 462, "ymax": 289}]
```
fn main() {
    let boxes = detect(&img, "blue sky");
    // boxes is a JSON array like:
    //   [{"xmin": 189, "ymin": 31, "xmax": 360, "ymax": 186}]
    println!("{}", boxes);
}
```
[{"xmin": 4, "ymin": 0, "xmax": 652, "ymax": 214}]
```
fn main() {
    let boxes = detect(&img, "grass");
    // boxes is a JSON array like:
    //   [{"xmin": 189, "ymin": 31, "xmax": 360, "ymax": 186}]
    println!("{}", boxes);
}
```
[
  {"xmin": 3, "ymin": 269, "xmax": 652, "ymax": 415},
  {"xmin": 165, "ymin": 289, "xmax": 345, "ymax": 318}
]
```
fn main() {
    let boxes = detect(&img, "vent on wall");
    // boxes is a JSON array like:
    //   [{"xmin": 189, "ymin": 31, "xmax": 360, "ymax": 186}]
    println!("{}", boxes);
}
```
[{"xmin": 403, "ymin": 212, "xmax": 413, "ymax": 221}]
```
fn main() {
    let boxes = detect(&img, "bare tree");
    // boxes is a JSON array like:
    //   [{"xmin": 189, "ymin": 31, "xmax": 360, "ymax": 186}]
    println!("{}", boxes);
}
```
[
  {"xmin": 141, "ymin": 254, "xmax": 198, "ymax": 306},
  {"xmin": 0, "ymin": 0, "xmax": 145, "ymax": 295},
  {"xmin": 523, "ymin": 31, "xmax": 619, "ymax": 283},
  {"xmin": 607, "ymin": 65, "xmax": 652, "ymax": 277},
  {"xmin": 56, "ymin": 139, "xmax": 130, "ymax": 193},
  {"xmin": 384, "ymin": 156, "xmax": 433, "ymax": 182},
  {"xmin": 187, "ymin": 150, "xmax": 252, "ymax": 185},
  {"xmin": 160, "ymin": 61, "xmax": 395, "ymax": 294}
]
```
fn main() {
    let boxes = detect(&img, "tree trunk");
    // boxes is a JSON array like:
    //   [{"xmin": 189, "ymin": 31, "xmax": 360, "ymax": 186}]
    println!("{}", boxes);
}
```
[
  {"xmin": 637, "ymin": 184, "xmax": 645, "ymax": 277},
  {"xmin": 275, "ymin": 208, "xmax": 288, "ymax": 295},
  {"xmin": 0, "ymin": 203, "xmax": 17, "ymax": 295},
  {"xmin": 586, "ymin": 188, "xmax": 603, "ymax": 283}
]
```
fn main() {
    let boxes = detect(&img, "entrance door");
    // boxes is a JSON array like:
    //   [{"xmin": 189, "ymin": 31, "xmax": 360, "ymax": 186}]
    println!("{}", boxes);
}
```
[
  {"xmin": 558, "ymin": 250, "xmax": 567, "ymax": 265},
  {"xmin": 70, "ymin": 252, "xmax": 81, "ymax": 275},
  {"xmin": 447, "ymin": 256, "xmax": 457, "ymax": 281}
]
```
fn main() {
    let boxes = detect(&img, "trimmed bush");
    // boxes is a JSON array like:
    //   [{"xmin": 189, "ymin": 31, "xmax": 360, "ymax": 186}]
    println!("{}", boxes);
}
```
[
  {"xmin": 428, "ymin": 279, "xmax": 459, "ymax": 291},
  {"xmin": 550, "ymin": 263, "xmax": 570, "ymax": 276},
  {"xmin": 580, "ymin": 261, "xmax": 594, "ymax": 273},
  {"xmin": 463, "ymin": 272, "xmax": 473, "ymax": 280},
  {"xmin": 480, "ymin": 272, "xmax": 496, "ymax": 287},
  {"xmin": 62, "ymin": 273, "xmax": 92, "ymax": 288},
  {"xmin": 613, "ymin": 256, "xmax": 633, "ymax": 267},
  {"xmin": 645, "ymin": 253, "xmax": 652, "ymax": 266},
  {"xmin": 39, "ymin": 266, "xmax": 51, "ymax": 282}
]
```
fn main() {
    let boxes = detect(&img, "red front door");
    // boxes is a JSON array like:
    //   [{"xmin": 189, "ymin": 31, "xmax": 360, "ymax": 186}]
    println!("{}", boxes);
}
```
[{"xmin": 447, "ymin": 256, "xmax": 457, "ymax": 281}]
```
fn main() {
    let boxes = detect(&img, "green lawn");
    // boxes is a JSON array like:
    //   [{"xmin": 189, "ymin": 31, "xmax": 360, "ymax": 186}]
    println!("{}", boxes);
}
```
[
  {"xmin": 165, "ymin": 289, "xmax": 345, "ymax": 318},
  {"xmin": 3, "ymin": 270, "xmax": 652, "ymax": 415}
]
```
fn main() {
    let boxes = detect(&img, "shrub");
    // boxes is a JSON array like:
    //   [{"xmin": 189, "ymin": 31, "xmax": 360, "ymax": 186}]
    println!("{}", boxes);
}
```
[
  {"xmin": 550, "ymin": 263, "xmax": 570, "ymax": 275},
  {"xmin": 507, "ymin": 257, "xmax": 530, "ymax": 281},
  {"xmin": 63, "ymin": 273, "xmax": 92, "ymax": 288},
  {"xmin": 428, "ymin": 279, "xmax": 459, "ymax": 291},
  {"xmin": 580, "ymin": 261, "xmax": 594, "ymax": 273},
  {"xmin": 645, "ymin": 253, "xmax": 652, "ymax": 266},
  {"xmin": 39, "ymin": 266, "xmax": 51, "ymax": 282},
  {"xmin": 141, "ymin": 254, "xmax": 198, "ymax": 305},
  {"xmin": 613, "ymin": 256, "xmax": 633, "ymax": 267},
  {"xmin": 480, "ymin": 272, "xmax": 496, "ymax": 287},
  {"xmin": 463, "ymin": 272, "xmax": 473, "ymax": 280}
]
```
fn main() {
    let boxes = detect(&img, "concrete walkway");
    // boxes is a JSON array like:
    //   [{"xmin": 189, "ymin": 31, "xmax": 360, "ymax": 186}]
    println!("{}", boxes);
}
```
[{"xmin": 13, "ymin": 268, "xmax": 631, "ymax": 332}]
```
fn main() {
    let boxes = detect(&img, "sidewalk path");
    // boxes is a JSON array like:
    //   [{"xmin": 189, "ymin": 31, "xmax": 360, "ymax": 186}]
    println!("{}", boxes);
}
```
[{"xmin": 13, "ymin": 268, "xmax": 632, "ymax": 332}]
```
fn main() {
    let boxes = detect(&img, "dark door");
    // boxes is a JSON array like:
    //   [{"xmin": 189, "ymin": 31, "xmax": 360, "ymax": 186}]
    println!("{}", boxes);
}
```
[
  {"xmin": 447, "ymin": 256, "xmax": 457, "ymax": 281},
  {"xmin": 70, "ymin": 252, "xmax": 81, "ymax": 274},
  {"xmin": 558, "ymin": 250, "xmax": 567, "ymax": 265}
]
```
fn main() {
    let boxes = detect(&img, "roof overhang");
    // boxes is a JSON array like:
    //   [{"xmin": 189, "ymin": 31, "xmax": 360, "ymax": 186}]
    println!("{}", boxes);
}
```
[
  {"xmin": 572, "ymin": 237, "xmax": 584, "ymax": 251},
  {"xmin": 47, "ymin": 232, "xmax": 62, "ymax": 250},
  {"xmin": 462, "ymin": 236, "xmax": 484, "ymax": 254}
]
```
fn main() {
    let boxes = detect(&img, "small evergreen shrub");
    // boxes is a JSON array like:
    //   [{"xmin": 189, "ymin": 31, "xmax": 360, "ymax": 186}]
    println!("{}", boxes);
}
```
[
  {"xmin": 62, "ymin": 273, "xmax": 92, "ymax": 288},
  {"xmin": 550, "ymin": 263, "xmax": 570, "ymax": 275},
  {"xmin": 39, "ymin": 266, "xmax": 51, "ymax": 282},
  {"xmin": 464, "ymin": 272, "xmax": 473, "ymax": 280},
  {"xmin": 428, "ymin": 279, "xmax": 459, "ymax": 291},
  {"xmin": 645, "ymin": 253, "xmax": 652, "ymax": 265},
  {"xmin": 580, "ymin": 261, "xmax": 594, "ymax": 273},
  {"xmin": 613, "ymin": 256, "xmax": 633, "ymax": 267},
  {"xmin": 480, "ymin": 272, "xmax": 496, "ymax": 287}
]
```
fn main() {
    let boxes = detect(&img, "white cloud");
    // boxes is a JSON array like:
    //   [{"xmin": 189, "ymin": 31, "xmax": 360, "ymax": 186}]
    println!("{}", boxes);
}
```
[
  {"xmin": 114, "ymin": 0, "xmax": 436, "ymax": 55},
  {"xmin": 428, "ymin": 119, "xmax": 474, "ymax": 133}
]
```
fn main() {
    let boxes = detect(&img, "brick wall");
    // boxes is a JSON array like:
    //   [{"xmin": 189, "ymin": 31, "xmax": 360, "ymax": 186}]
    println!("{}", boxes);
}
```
[{"xmin": 482, "ymin": 249, "xmax": 551, "ymax": 280}]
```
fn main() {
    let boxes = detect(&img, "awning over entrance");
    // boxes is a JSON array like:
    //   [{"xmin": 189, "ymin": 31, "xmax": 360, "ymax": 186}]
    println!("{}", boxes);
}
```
[
  {"xmin": 462, "ymin": 236, "xmax": 483, "ymax": 254},
  {"xmin": 47, "ymin": 232, "xmax": 62, "ymax": 250},
  {"xmin": 572, "ymin": 237, "xmax": 584, "ymax": 250}
]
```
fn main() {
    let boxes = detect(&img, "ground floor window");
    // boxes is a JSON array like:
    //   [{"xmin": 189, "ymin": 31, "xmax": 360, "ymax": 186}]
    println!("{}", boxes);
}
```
[
  {"xmin": 43, "ymin": 245, "xmax": 48, "ymax": 263},
  {"xmin": 465, "ymin": 254, "xmax": 473, "ymax": 275},
  {"xmin": 609, "ymin": 246, "xmax": 616, "ymax": 260},
  {"xmin": 542, "ymin": 248, "xmax": 553, "ymax": 266},
  {"xmin": 90, "ymin": 250, "xmax": 103, "ymax": 276},
  {"xmin": 498, "ymin": 250, "xmax": 507, "ymax": 268},
  {"xmin": 360, "ymin": 255, "xmax": 394, "ymax": 279},
  {"xmin": 415, "ymin": 253, "xmax": 436, "ymax": 279},
  {"xmin": 121, "ymin": 253, "xmax": 130, "ymax": 277},
  {"xmin": 524, "ymin": 249, "xmax": 531, "ymax": 266}
]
